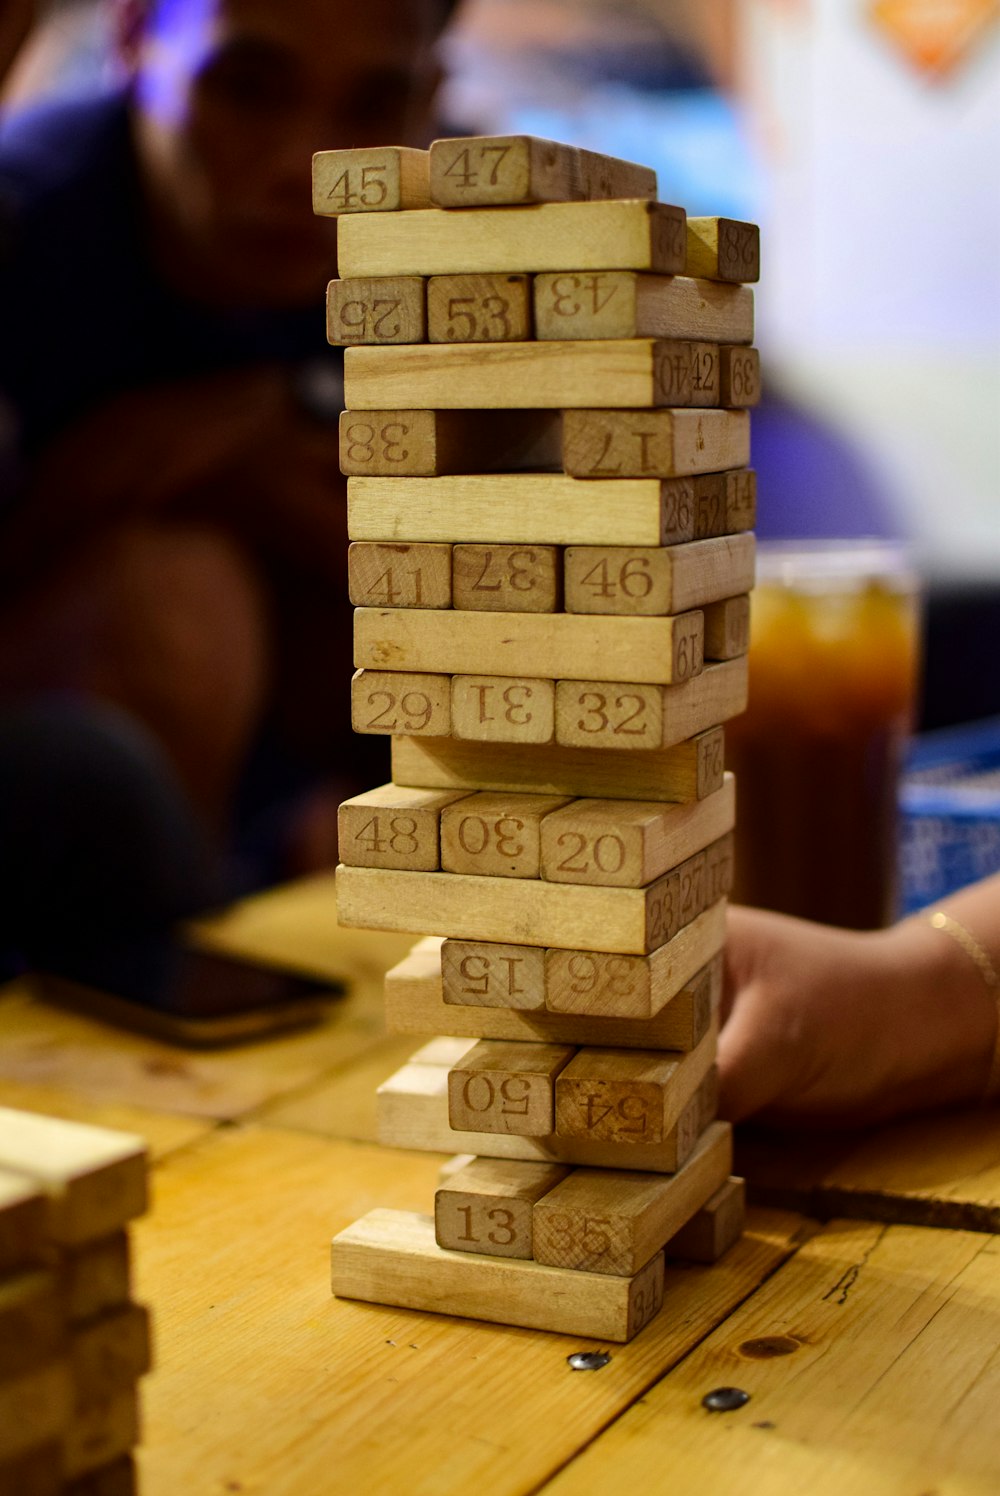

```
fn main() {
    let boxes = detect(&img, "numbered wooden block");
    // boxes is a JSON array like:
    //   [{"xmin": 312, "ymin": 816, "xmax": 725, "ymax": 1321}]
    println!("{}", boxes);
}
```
[
  {"xmin": 692, "ymin": 469, "xmax": 757, "ymax": 539},
  {"xmin": 355, "ymin": 609, "xmax": 704, "ymax": 687},
  {"xmin": 545, "ymin": 901, "xmax": 727, "ymax": 1020},
  {"xmin": 704, "ymin": 594, "xmax": 751, "ymax": 660},
  {"xmin": 64, "ymin": 1386, "xmax": 139, "ymax": 1480},
  {"xmin": 0, "ymin": 1270, "xmax": 65, "ymax": 1381},
  {"xmin": 440, "ymin": 792, "xmax": 570, "ymax": 880},
  {"xmin": 0, "ymin": 1359, "xmax": 73, "ymax": 1465},
  {"xmin": 348, "ymin": 542, "xmax": 452, "ymax": 610},
  {"xmin": 348, "ymin": 472, "xmax": 696, "ymax": 547},
  {"xmin": 533, "ymin": 1122, "xmax": 733, "ymax": 1276},
  {"xmin": 685, "ymin": 217, "xmax": 760, "ymax": 283},
  {"xmin": 565, "ymin": 535, "xmax": 756, "ymax": 617},
  {"xmin": 667, "ymin": 1176, "xmax": 746, "ymax": 1264},
  {"xmin": 427, "ymin": 274, "xmax": 532, "ymax": 343},
  {"xmin": 429, "ymin": 134, "xmax": 656, "ymax": 207},
  {"xmin": 350, "ymin": 669, "xmax": 450, "ymax": 737},
  {"xmin": 0, "ymin": 1169, "xmax": 46, "ymax": 1276},
  {"xmin": 0, "ymin": 1108, "xmax": 147, "ymax": 1247},
  {"xmin": 62, "ymin": 1232, "xmax": 131, "ymax": 1324},
  {"xmin": 71, "ymin": 1302, "xmax": 151, "ymax": 1400},
  {"xmin": 689, "ymin": 341, "xmax": 721, "ymax": 408},
  {"xmin": 313, "ymin": 146, "xmax": 431, "ymax": 215},
  {"xmin": 332, "ymin": 1209, "xmax": 665, "ymax": 1342},
  {"xmin": 326, "ymin": 277, "xmax": 425, "ymax": 346},
  {"xmin": 338, "ymin": 200, "xmax": 686, "ymax": 278},
  {"xmin": 554, "ymin": 1039, "xmax": 716, "ymax": 1148},
  {"xmin": 535, "ymin": 272, "xmax": 754, "ymax": 343},
  {"xmin": 435, "ymin": 1158, "xmax": 569, "ymax": 1259},
  {"xmin": 339, "ymin": 408, "xmax": 562, "ymax": 477},
  {"xmin": 539, "ymin": 776, "xmax": 735, "ymax": 890},
  {"xmin": 447, "ymin": 1040, "xmax": 575, "ymax": 1137},
  {"xmin": 451, "ymin": 676, "xmax": 556, "ymax": 746},
  {"xmin": 338, "ymin": 783, "xmax": 471, "ymax": 871},
  {"xmin": 720, "ymin": 345, "xmax": 761, "ymax": 408},
  {"xmin": 452, "ymin": 544, "xmax": 560, "ymax": 613},
  {"xmin": 441, "ymin": 940, "xmax": 547, "ymax": 1011},
  {"xmin": 704, "ymin": 832, "xmax": 736, "ymax": 907},
  {"xmin": 553, "ymin": 660, "xmax": 748, "ymax": 752},
  {"xmin": 562, "ymin": 408, "xmax": 750, "ymax": 479},
  {"xmin": 392, "ymin": 725, "xmax": 724, "ymax": 803}
]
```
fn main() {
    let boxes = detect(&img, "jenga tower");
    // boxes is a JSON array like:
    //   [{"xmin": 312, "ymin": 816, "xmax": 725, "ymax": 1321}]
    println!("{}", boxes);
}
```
[{"xmin": 320, "ymin": 137, "xmax": 760, "ymax": 1342}]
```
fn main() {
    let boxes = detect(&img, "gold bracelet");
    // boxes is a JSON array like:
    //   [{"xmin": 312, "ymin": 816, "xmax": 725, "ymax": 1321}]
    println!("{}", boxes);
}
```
[{"xmin": 925, "ymin": 910, "xmax": 1000, "ymax": 1103}]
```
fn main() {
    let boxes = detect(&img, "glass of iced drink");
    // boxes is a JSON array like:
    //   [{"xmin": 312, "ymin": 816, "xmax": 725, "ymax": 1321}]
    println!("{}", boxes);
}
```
[{"xmin": 726, "ymin": 541, "xmax": 921, "ymax": 928}]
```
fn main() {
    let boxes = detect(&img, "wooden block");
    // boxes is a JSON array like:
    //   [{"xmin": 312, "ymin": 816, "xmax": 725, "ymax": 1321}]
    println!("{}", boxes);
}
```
[
  {"xmin": 554, "ymin": 660, "xmax": 748, "ymax": 751},
  {"xmin": 326, "ymin": 277, "xmax": 425, "ymax": 346},
  {"xmin": 354, "ymin": 608, "xmax": 704, "ymax": 687},
  {"xmin": 440, "ymin": 792, "xmax": 571, "ymax": 881},
  {"xmin": 544, "ymin": 901, "xmax": 727, "ymax": 1019},
  {"xmin": 348, "ymin": 471, "xmax": 697, "ymax": 546},
  {"xmin": 535, "ymin": 272, "xmax": 754, "ymax": 343},
  {"xmin": 337, "ymin": 783, "xmax": 472, "ymax": 872},
  {"xmin": 0, "ymin": 1270, "xmax": 65, "ymax": 1381},
  {"xmin": 71, "ymin": 1304, "xmax": 151, "ymax": 1401},
  {"xmin": 447, "ymin": 1040, "xmax": 575, "ymax": 1137},
  {"xmin": 63, "ymin": 1387, "xmax": 139, "ymax": 1480},
  {"xmin": 344, "ymin": 339, "xmax": 704, "ymax": 412},
  {"xmin": 338, "ymin": 200, "xmax": 686, "ymax": 278},
  {"xmin": 666, "ymin": 1176, "xmax": 746, "ymax": 1264},
  {"xmin": 407, "ymin": 1037, "xmax": 479, "ymax": 1068},
  {"xmin": 0, "ymin": 1360, "xmax": 72, "ymax": 1463},
  {"xmin": 719, "ymin": 345, "xmax": 761, "ymax": 408},
  {"xmin": 339, "ymin": 408, "xmax": 561, "ymax": 477},
  {"xmin": 540, "ymin": 775, "xmax": 735, "ymax": 889},
  {"xmin": 441, "ymin": 940, "xmax": 547, "ymax": 1011},
  {"xmin": 393, "ymin": 723, "xmax": 725, "ymax": 799},
  {"xmin": 533, "ymin": 1122, "xmax": 733, "ymax": 1276},
  {"xmin": 66, "ymin": 1455, "xmax": 137, "ymax": 1496},
  {"xmin": 0, "ymin": 1444, "xmax": 63, "ymax": 1496},
  {"xmin": 351, "ymin": 668, "xmax": 451, "ymax": 737},
  {"xmin": 452, "ymin": 544, "xmax": 560, "ymax": 613},
  {"xmin": 427, "ymin": 274, "xmax": 532, "ymax": 343},
  {"xmin": 61, "ymin": 1233, "xmax": 131, "ymax": 1324},
  {"xmin": 689, "ymin": 341, "xmax": 721, "ymax": 408},
  {"xmin": 692, "ymin": 469, "xmax": 757, "ymax": 539},
  {"xmin": 0, "ymin": 1109, "xmax": 146, "ymax": 1247},
  {"xmin": 312, "ymin": 145, "xmax": 431, "ymax": 215},
  {"xmin": 429, "ymin": 134, "xmax": 657, "ymax": 208},
  {"xmin": 685, "ymin": 217, "xmax": 760, "ymax": 283},
  {"xmin": 703, "ymin": 594, "xmax": 751, "ymax": 660},
  {"xmin": 554, "ymin": 1033, "xmax": 718, "ymax": 1147},
  {"xmin": 434, "ymin": 1158, "xmax": 569, "ymax": 1259},
  {"xmin": 387, "ymin": 940, "xmax": 721, "ymax": 1055},
  {"xmin": 704, "ymin": 831, "xmax": 736, "ymax": 907},
  {"xmin": 451, "ymin": 676, "xmax": 556, "ymax": 746},
  {"xmin": 562, "ymin": 408, "xmax": 750, "ymax": 479},
  {"xmin": 348, "ymin": 542, "xmax": 451, "ymax": 610},
  {"xmin": 564, "ymin": 535, "xmax": 756, "ymax": 617},
  {"xmin": 0, "ymin": 1168, "xmax": 47, "ymax": 1275},
  {"xmin": 331, "ymin": 1209, "xmax": 665, "ymax": 1342}
]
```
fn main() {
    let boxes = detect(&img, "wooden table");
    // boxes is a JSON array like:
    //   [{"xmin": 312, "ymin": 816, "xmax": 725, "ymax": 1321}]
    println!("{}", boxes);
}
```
[{"xmin": 3, "ymin": 873, "xmax": 1000, "ymax": 1495}]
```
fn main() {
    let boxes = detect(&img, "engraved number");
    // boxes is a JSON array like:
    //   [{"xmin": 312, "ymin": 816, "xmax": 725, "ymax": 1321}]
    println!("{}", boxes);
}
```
[{"xmin": 364, "ymin": 690, "xmax": 434, "ymax": 733}]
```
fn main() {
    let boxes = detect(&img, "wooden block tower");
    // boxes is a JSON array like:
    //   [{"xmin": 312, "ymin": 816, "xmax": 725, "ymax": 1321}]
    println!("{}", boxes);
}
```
[{"xmin": 320, "ymin": 137, "xmax": 759, "ymax": 1342}]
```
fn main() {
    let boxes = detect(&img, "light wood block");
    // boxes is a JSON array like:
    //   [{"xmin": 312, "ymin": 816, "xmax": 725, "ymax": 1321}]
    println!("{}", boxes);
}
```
[
  {"xmin": 452, "ymin": 544, "xmax": 560, "ymax": 613},
  {"xmin": 666, "ymin": 1176, "xmax": 746, "ymax": 1263},
  {"xmin": 540, "ymin": 775, "xmax": 735, "ymax": 889},
  {"xmin": 562, "ymin": 408, "xmax": 750, "ymax": 478},
  {"xmin": 344, "ymin": 340, "xmax": 702, "ymax": 412},
  {"xmin": 692, "ymin": 468, "xmax": 757, "ymax": 538},
  {"xmin": 0, "ymin": 1168, "xmax": 46, "ymax": 1276},
  {"xmin": 354, "ymin": 608, "xmax": 705, "ymax": 687},
  {"xmin": 451, "ymin": 676, "xmax": 556, "ymax": 745},
  {"xmin": 0, "ymin": 1109, "xmax": 146, "ymax": 1247},
  {"xmin": 447, "ymin": 1041, "xmax": 575, "ymax": 1137},
  {"xmin": 554, "ymin": 660, "xmax": 747, "ymax": 751},
  {"xmin": 685, "ymin": 216, "xmax": 760, "ymax": 283},
  {"xmin": 351, "ymin": 668, "xmax": 451, "ymax": 737},
  {"xmin": 348, "ymin": 472, "xmax": 697, "ymax": 546},
  {"xmin": 331, "ymin": 1209, "xmax": 665, "ymax": 1342},
  {"xmin": 337, "ymin": 783, "xmax": 472, "ymax": 872},
  {"xmin": 427, "ymin": 274, "xmax": 531, "ymax": 343},
  {"xmin": 70, "ymin": 1303, "xmax": 151, "ymax": 1400},
  {"xmin": 689, "ymin": 341, "xmax": 721, "ymax": 407},
  {"xmin": 386, "ymin": 940, "xmax": 721, "ymax": 1055},
  {"xmin": 312, "ymin": 146, "xmax": 431, "ymax": 215},
  {"xmin": 564, "ymin": 535, "xmax": 756, "ymax": 617},
  {"xmin": 533, "ymin": 1122, "xmax": 733, "ymax": 1276},
  {"xmin": 64, "ymin": 1387, "xmax": 139, "ymax": 1480},
  {"xmin": 61, "ymin": 1233, "xmax": 131, "ymax": 1324},
  {"xmin": 0, "ymin": 1360, "xmax": 72, "ymax": 1463},
  {"xmin": 704, "ymin": 832, "xmax": 735, "ymax": 909},
  {"xmin": 545, "ymin": 901, "xmax": 727, "ymax": 1019},
  {"xmin": 337, "ymin": 200, "xmax": 686, "ymax": 278},
  {"xmin": 703, "ymin": 594, "xmax": 751, "ymax": 660},
  {"xmin": 348, "ymin": 542, "xmax": 451, "ymax": 610},
  {"xmin": 0, "ymin": 1270, "xmax": 65, "ymax": 1381},
  {"xmin": 554, "ymin": 1032, "xmax": 718, "ymax": 1148},
  {"xmin": 435, "ymin": 1158, "xmax": 569, "ymax": 1259},
  {"xmin": 441, "ymin": 940, "xmax": 547, "ymax": 1011},
  {"xmin": 535, "ymin": 272, "xmax": 753, "ymax": 343},
  {"xmin": 719, "ymin": 345, "xmax": 761, "ymax": 408},
  {"xmin": 326, "ymin": 276, "xmax": 425, "ymax": 346},
  {"xmin": 392, "ymin": 724, "xmax": 725, "ymax": 799},
  {"xmin": 429, "ymin": 134, "xmax": 657, "ymax": 207},
  {"xmin": 339, "ymin": 408, "xmax": 561, "ymax": 477},
  {"xmin": 440, "ymin": 792, "xmax": 570, "ymax": 881}
]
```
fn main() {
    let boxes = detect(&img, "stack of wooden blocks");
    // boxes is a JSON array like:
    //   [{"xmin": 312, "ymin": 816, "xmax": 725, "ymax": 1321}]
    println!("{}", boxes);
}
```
[
  {"xmin": 320, "ymin": 135, "xmax": 759, "ymax": 1342},
  {"xmin": 0, "ymin": 1108, "xmax": 150, "ymax": 1495}
]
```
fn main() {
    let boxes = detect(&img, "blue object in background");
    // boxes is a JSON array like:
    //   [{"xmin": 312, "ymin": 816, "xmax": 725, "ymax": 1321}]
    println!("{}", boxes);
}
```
[{"xmin": 900, "ymin": 717, "xmax": 1000, "ymax": 914}]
